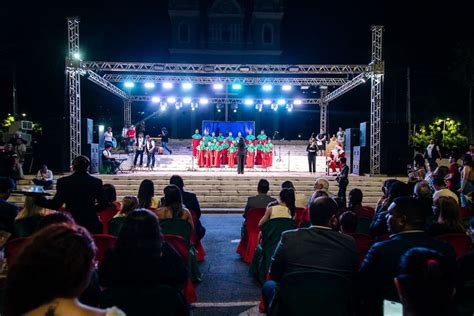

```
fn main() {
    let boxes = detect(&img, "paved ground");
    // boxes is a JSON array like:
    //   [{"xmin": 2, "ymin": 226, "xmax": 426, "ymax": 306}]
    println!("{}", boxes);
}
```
[{"xmin": 193, "ymin": 215, "xmax": 262, "ymax": 316}]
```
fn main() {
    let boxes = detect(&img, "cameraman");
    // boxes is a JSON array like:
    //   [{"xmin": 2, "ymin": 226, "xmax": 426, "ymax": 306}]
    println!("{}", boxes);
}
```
[{"xmin": 336, "ymin": 157, "xmax": 349, "ymax": 207}]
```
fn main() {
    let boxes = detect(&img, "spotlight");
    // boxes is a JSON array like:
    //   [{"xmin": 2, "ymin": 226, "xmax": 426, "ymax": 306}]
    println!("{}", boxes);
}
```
[
  {"xmin": 232, "ymin": 83, "xmax": 242, "ymax": 90},
  {"xmin": 151, "ymin": 96, "xmax": 161, "ymax": 103},
  {"xmin": 244, "ymin": 98, "xmax": 254, "ymax": 106},
  {"xmin": 73, "ymin": 52, "xmax": 81, "ymax": 60},
  {"xmin": 361, "ymin": 77, "xmax": 366, "ymax": 83},
  {"xmin": 239, "ymin": 66, "xmax": 250, "ymax": 72},
  {"xmin": 199, "ymin": 98, "xmax": 209, "ymax": 105},
  {"xmin": 167, "ymin": 97, "xmax": 176, "ymax": 103},
  {"xmin": 21, "ymin": 113, "xmax": 27, "ymax": 117},
  {"xmin": 175, "ymin": 103, "xmax": 182, "ymax": 110},
  {"xmin": 213, "ymin": 83, "xmax": 224, "ymax": 90},
  {"xmin": 263, "ymin": 99, "xmax": 272, "ymax": 105},
  {"xmin": 144, "ymin": 82, "xmax": 155, "ymax": 89},
  {"xmin": 182, "ymin": 82, "xmax": 193, "ymax": 90},
  {"xmin": 183, "ymin": 97, "xmax": 192, "ymax": 104},
  {"xmin": 160, "ymin": 102, "xmax": 167, "ymax": 111},
  {"xmin": 162, "ymin": 82, "xmax": 173, "ymax": 89},
  {"xmin": 282, "ymin": 85, "xmax": 292, "ymax": 91},
  {"xmin": 277, "ymin": 99, "xmax": 286, "ymax": 105},
  {"xmin": 287, "ymin": 104, "xmax": 294, "ymax": 112},
  {"xmin": 124, "ymin": 82, "xmax": 134, "ymax": 88},
  {"xmin": 217, "ymin": 108, "xmax": 221, "ymax": 112},
  {"xmin": 294, "ymin": 99, "xmax": 302, "ymax": 105},
  {"xmin": 262, "ymin": 84, "xmax": 273, "ymax": 91},
  {"xmin": 233, "ymin": 109, "xmax": 237, "ymax": 113}
]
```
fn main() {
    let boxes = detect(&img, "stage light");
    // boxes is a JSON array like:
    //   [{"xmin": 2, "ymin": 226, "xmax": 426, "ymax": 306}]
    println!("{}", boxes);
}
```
[
  {"xmin": 282, "ymin": 85, "xmax": 292, "ymax": 91},
  {"xmin": 160, "ymin": 102, "xmax": 167, "ymax": 111},
  {"xmin": 300, "ymin": 86, "xmax": 310, "ymax": 90},
  {"xmin": 144, "ymin": 82, "xmax": 155, "ymax": 89},
  {"xmin": 124, "ymin": 82, "xmax": 135, "ymax": 88},
  {"xmin": 233, "ymin": 109, "xmax": 237, "ymax": 113},
  {"xmin": 151, "ymin": 96, "xmax": 161, "ymax": 103},
  {"xmin": 175, "ymin": 103, "xmax": 182, "ymax": 110},
  {"xmin": 163, "ymin": 82, "xmax": 173, "ymax": 89},
  {"xmin": 182, "ymin": 82, "xmax": 193, "ymax": 90},
  {"xmin": 287, "ymin": 104, "xmax": 294, "ymax": 112},
  {"xmin": 263, "ymin": 99, "xmax": 272, "ymax": 105},
  {"xmin": 98, "ymin": 125, "xmax": 105, "ymax": 133},
  {"xmin": 262, "ymin": 84, "xmax": 273, "ymax": 91},
  {"xmin": 277, "ymin": 99, "xmax": 286, "ymax": 105},
  {"xmin": 183, "ymin": 97, "xmax": 192, "ymax": 104},
  {"xmin": 73, "ymin": 52, "xmax": 81, "ymax": 60},
  {"xmin": 232, "ymin": 83, "xmax": 242, "ymax": 90},
  {"xmin": 244, "ymin": 99, "xmax": 254, "ymax": 106},
  {"xmin": 361, "ymin": 77, "xmax": 366, "ymax": 83},
  {"xmin": 167, "ymin": 97, "xmax": 176, "ymax": 103},
  {"xmin": 199, "ymin": 98, "xmax": 209, "ymax": 105},
  {"xmin": 21, "ymin": 113, "xmax": 27, "ymax": 117},
  {"xmin": 213, "ymin": 83, "xmax": 224, "ymax": 90},
  {"xmin": 294, "ymin": 99, "xmax": 302, "ymax": 105},
  {"xmin": 217, "ymin": 108, "xmax": 221, "ymax": 112},
  {"xmin": 239, "ymin": 66, "xmax": 250, "ymax": 72},
  {"xmin": 289, "ymin": 66, "xmax": 299, "ymax": 72}
]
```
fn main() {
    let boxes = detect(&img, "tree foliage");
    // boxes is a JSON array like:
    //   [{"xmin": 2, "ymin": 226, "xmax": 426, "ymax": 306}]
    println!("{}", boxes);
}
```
[{"xmin": 412, "ymin": 118, "xmax": 468, "ymax": 150}]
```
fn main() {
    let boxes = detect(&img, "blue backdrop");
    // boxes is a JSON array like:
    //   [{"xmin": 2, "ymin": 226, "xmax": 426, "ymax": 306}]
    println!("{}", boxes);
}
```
[{"xmin": 202, "ymin": 121, "xmax": 255, "ymax": 137}]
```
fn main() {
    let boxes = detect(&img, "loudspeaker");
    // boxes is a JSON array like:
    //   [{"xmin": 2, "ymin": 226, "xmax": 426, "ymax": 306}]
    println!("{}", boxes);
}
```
[
  {"xmin": 83, "ymin": 143, "xmax": 99, "ymax": 174},
  {"xmin": 352, "ymin": 146, "xmax": 370, "ymax": 175},
  {"xmin": 381, "ymin": 122, "xmax": 410, "ymax": 175},
  {"xmin": 344, "ymin": 128, "xmax": 360, "ymax": 171},
  {"xmin": 359, "ymin": 122, "xmax": 370, "ymax": 147},
  {"xmin": 81, "ymin": 118, "xmax": 93, "ymax": 145}
]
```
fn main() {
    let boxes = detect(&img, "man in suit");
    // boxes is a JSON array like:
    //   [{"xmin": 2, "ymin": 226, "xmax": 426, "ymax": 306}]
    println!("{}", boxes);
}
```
[
  {"xmin": 359, "ymin": 196, "xmax": 456, "ymax": 315},
  {"xmin": 0, "ymin": 176, "xmax": 19, "ymax": 234},
  {"xmin": 243, "ymin": 179, "xmax": 276, "ymax": 218},
  {"xmin": 36, "ymin": 156, "xmax": 106, "ymax": 234},
  {"xmin": 262, "ymin": 196, "xmax": 357, "ymax": 311}
]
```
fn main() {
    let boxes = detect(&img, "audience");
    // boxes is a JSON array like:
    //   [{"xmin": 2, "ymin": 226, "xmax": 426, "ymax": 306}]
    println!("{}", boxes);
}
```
[
  {"xmin": 339, "ymin": 211, "xmax": 358, "ymax": 234},
  {"xmin": 281, "ymin": 180, "xmax": 307, "ymax": 208},
  {"xmin": 35, "ymin": 211, "xmax": 75, "ymax": 232},
  {"xmin": 433, "ymin": 176, "xmax": 459, "ymax": 204},
  {"xmin": 243, "ymin": 179, "xmax": 277, "ymax": 218},
  {"xmin": 102, "ymin": 184, "xmax": 122, "ymax": 212},
  {"xmin": 308, "ymin": 178, "xmax": 331, "ymax": 205},
  {"xmin": 343, "ymin": 188, "xmax": 375, "ymax": 218},
  {"xmin": 262, "ymin": 196, "xmax": 357, "ymax": 311},
  {"xmin": 446, "ymin": 156, "xmax": 461, "ymax": 192},
  {"xmin": 99, "ymin": 209, "xmax": 188, "ymax": 290},
  {"xmin": 414, "ymin": 180, "xmax": 435, "ymax": 219},
  {"xmin": 35, "ymin": 155, "xmax": 106, "ymax": 234},
  {"xmin": 154, "ymin": 184, "xmax": 194, "ymax": 230},
  {"xmin": 258, "ymin": 187, "xmax": 296, "ymax": 227},
  {"xmin": 108, "ymin": 196, "xmax": 139, "ymax": 236},
  {"xmin": 459, "ymin": 154, "xmax": 474, "ymax": 207},
  {"xmin": 32, "ymin": 164, "xmax": 54, "ymax": 190},
  {"xmin": 395, "ymin": 247, "xmax": 456, "ymax": 316},
  {"xmin": 6, "ymin": 224, "xmax": 125, "ymax": 316},
  {"xmin": 0, "ymin": 176, "xmax": 19, "ymax": 234},
  {"xmin": 14, "ymin": 196, "xmax": 52, "ymax": 237},
  {"xmin": 408, "ymin": 154, "xmax": 426, "ymax": 186},
  {"xmin": 428, "ymin": 196, "xmax": 465, "ymax": 236},
  {"xmin": 137, "ymin": 179, "xmax": 160, "ymax": 210},
  {"xmin": 359, "ymin": 196, "xmax": 456, "ymax": 315}
]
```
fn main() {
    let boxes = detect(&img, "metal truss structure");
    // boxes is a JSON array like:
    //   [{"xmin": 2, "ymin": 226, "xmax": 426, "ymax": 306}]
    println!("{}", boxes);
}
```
[
  {"xmin": 103, "ymin": 74, "xmax": 348, "ymax": 86},
  {"xmin": 66, "ymin": 17, "xmax": 384, "ymax": 174}
]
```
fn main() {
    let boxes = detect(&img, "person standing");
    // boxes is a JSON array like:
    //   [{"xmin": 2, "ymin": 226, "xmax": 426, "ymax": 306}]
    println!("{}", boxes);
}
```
[
  {"xmin": 458, "ymin": 154, "xmax": 474, "ymax": 207},
  {"xmin": 133, "ymin": 132, "xmax": 145, "ymax": 168},
  {"xmin": 425, "ymin": 140, "xmax": 442, "ymax": 168},
  {"xmin": 337, "ymin": 157, "xmax": 349, "ymax": 207},
  {"xmin": 126, "ymin": 125, "xmax": 136, "ymax": 146},
  {"xmin": 237, "ymin": 137, "xmax": 246, "ymax": 175},
  {"xmin": 316, "ymin": 129, "xmax": 327, "ymax": 156},
  {"xmin": 336, "ymin": 127, "xmax": 345, "ymax": 147},
  {"xmin": 306, "ymin": 137, "xmax": 317, "ymax": 174},
  {"xmin": 32, "ymin": 165, "xmax": 54, "ymax": 190},
  {"xmin": 144, "ymin": 135, "xmax": 156, "ymax": 169},
  {"xmin": 191, "ymin": 129, "xmax": 202, "ymax": 157},
  {"xmin": 104, "ymin": 127, "xmax": 114, "ymax": 148},
  {"xmin": 159, "ymin": 127, "xmax": 172, "ymax": 155}
]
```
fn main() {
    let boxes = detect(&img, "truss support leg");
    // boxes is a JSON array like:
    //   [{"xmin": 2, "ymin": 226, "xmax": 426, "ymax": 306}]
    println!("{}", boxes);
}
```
[
  {"xmin": 319, "ymin": 86, "xmax": 328, "ymax": 134},
  {"xmin": 370, "ymin": 25, "xmax": 384, "ymax": 175},
  {"xmin": 124, "ymin": 99, "xmax": 132, "ymax": 127},
  {"xmin": 67, "ymin": 17, "xmax": 81, "ymax": 162}
]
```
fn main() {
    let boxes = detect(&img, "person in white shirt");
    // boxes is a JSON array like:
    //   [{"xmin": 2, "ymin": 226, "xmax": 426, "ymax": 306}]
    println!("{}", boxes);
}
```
[
  {"xmin": 104, "ymin": 127, "xmax": 114, "ymax": 148},
  {"xmin": 336, "ymin": 127, "xmax": 345, "ymax": 146},
  {"xmin": 145, "ymin": 135, "xmax": 156, "ymax": 168},
  {"xmin": 425, "ymin": 140, "xmax": 442, "ymax": 168},
  {"xmin": 32, "ymin": 165, "xmax": 54, "ymax": 189},
  {"xmin": 133, "ymin": 133, "xmax": 145, "ymax": 167},
  {"xmin": 432, "ymin": 177, "xmax": 459, "ymax": 205},
  {"xmin": 102, "ymin": 144, "xmax": 119, "ymax": 174}
]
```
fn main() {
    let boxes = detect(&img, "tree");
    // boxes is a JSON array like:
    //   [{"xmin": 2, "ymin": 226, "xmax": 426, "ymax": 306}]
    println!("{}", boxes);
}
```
[{"xmin": 412, "ymin": 117, "xmax": 468, "ymax": 152}]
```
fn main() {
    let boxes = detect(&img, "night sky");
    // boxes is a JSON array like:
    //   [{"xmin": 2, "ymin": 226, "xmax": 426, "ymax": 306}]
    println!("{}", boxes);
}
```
[{"xmin": 1, "ymin": 1, "xmax": 472, "ymax": 139}]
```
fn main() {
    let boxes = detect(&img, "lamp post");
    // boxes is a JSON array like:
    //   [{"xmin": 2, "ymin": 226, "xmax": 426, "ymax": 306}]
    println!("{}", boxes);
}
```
[{"xmin": 440, "ymin": 117, "xmax": 450, "ymax": 147}]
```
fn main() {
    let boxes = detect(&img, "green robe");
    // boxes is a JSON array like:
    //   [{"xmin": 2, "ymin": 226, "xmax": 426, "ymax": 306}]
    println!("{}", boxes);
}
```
[
  {"xmin": 246, "ymin": 135, "xmax": 256, "ymax": 141},
  {"xmin": 192, "ymin": 133, "xmax": 202, "ymax": 139}
]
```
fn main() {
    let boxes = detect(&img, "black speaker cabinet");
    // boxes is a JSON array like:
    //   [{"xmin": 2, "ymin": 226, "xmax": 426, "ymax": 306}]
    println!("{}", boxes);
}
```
[
  {"xmin": 81, "ymin": 118, "xmax": 93, "ymax": 145},
  {"xmin": 344, "ymin": 128, "xmax": 360, "ymax": 171},
  {"xmin": 359, "ymin": 122, "xmax": 370, "ymax": 147},
  {"xmin": 83, "ymin": 143, "xmax": 99, "ymax": 174},
  {"xmin": 352, "ymin": 146, "xmax": 370, "ymax": 175}
]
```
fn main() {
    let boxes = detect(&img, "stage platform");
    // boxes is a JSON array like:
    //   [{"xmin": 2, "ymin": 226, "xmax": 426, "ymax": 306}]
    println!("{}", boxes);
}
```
[{"xmin": 11, "ymin": 171, "xmax": 405, "ymax": 212}]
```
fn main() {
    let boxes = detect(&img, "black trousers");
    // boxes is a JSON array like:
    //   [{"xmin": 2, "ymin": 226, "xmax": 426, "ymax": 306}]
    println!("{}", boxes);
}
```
[
  {"xmin": 308, "ymin": 153, "xmax": 316, "ymax": 173},
  {"xmin": 146, "ymin": 152, "xmax": 155, "ymax": 167},
  {"xmin": 32, "ymin": 178, "xmax": 53, "ymax": 189},
  {"xmin": 237, "ymin": 155, "xmax": 245, "ymax": 174},
  {"xmin": 338, "ymin": 178, "xmax": 348, "ymax": 207},
  {"xmin": 134, "ymin": 150, "xmax": 144, "ymax": 166}
]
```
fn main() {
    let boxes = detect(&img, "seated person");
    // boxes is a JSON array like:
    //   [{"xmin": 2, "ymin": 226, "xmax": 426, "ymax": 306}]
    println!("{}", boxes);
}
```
[
  {"xmin": 308, "ymin": 178, "xmax": 331, "ymax": 205},
  {"xmin": 339, "ymin": 211, "xmax": 358, "ymax": 234},
  {"xmin": 108, "ymin": 196, "xmax": 139, "ymax": 236},
  {"xmin": 154, "ymin": 184, "xmax": 194, "ymax": 231},
  {"xmin": 99, "ymin": 209, "xmax": 188, "ymax": 290},
  {"xmin": 6, "ymin": 224, "xmax": 125, "ymax": 316},
  {"xmin": 137, "ymin": 179, "xmax": 160, "ymax": 210},
  {"xmin": 0, "ymin": 176, "xmax": 19, "ymax": 234},
  {"xmin": 427, "ymin": 196, "xmax": 465, "ymax": 237},
  {"xmin": 414, "ymin": 180, "xmax": 435, "ymax": 219},
  {"xmin": 262, "ymin": 196, "xmax": 357, "ymax": 311},
  {"xmin": 35, "ymin": 212, "xmax": 75, "ymax": 232},
  {"xmin": 244, "ymin": 179, "xmax": 277, "ymax": 218},
  {"xmin": 432, "ymin": 176, "xmax": 459, "ymax": 205},
  {"xmin": 281, "ymin": 180, "xmax": 307, "ymax": 209},
  {"xmin": 395, "ymin": 247, "xmax": 456, "ymax": 316},
  {"xmin": 15, "ymin": 196, "xmax": 53, "ymax": 237},
  {"xmin": 342, "ymin": 188, "xmax": 375, "ymax": 218},
  {"xmin": 32, "ymin": 164, "xmax": 54, "ymax": 190},
  {"xmin": 359, "ymin": 196, "xmax": 456, "ymax": 315},
  {"xmin": 259, "ymin": 187, "xmax": 296, "ymax": 227},
  {"xmin": 102, "ymin": 144, "xmax": 119, "ymax": 174}
]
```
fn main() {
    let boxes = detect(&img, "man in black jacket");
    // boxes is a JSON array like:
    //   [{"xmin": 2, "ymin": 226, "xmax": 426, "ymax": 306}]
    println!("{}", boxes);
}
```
[
  {"xmin": 359, "ymin": 196, "xmax": 456, "ymax": 315},
  {"xmin": 243, "ymin": 179, "xmax": 276, "ymax": 218},
  {"xmin": 36, "ymin": 156, "xmax": 106, "ymax": 233}
]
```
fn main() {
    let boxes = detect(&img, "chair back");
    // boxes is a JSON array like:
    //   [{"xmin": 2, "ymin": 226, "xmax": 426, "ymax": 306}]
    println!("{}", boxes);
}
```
[
  {"xmin": 435, "ymin": 233, "xmax": 472, "ymax": 257},
  {"xmin": 107, "ymin": 217, "xmax": 126, "ymax": 237},
  {"xmin": 246, "ymin": 208, "xmax": 267, "ymax": 233},
  {"xmin": 459, "ymin": 207, "xmax": 471, "ymax": 218},
  {"xmin": 346, "ymin": 233, "xmax": 373, "ymax": 267},
  {"xmin": 98, "ymin": 207, "xmax": 120, "ymax": 234},
  {"xmin": 294, "ymin": 207, "xmax": 310, "ymax": 228},
  {"xmin": 356, "ymin": 216, "xmax": 372, "ymax": 234},
  {"xmin": 236, "ymin": 208, "xmax": 266, "ymax": 263},
  {"xmin": 276, "ymin": 270, "xmax": 352, "ymax": 316},
  {"xmin": 5, "ymin": 237, "xmax": 30, "ymax": 264},
  {"xmin": 162, "ymin": 234, "xmax": 189, "ymax": 263},
  {"xmin": 160, "ymin": 219, "xmax": 193, "ymax": 244},
  {"xmin": 14, "ymin": 216, "xmax": 43, "ymax": 237},
  {"xmin": 92, "ymin": 234, "xmax": 117, "ymax": 266},
  {"xmin": 100, "ymin": 286, "xmax": 189, "ymax": 316},
  {"xmin": 187, "ymin": 209, "xmax": 206, "ymax": 262}
]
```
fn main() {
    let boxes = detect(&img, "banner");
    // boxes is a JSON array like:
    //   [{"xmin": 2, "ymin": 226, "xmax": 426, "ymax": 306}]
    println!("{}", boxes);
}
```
[{"xmin": 202, "ymin": 121, "xmax": 255, "ymax": 137}]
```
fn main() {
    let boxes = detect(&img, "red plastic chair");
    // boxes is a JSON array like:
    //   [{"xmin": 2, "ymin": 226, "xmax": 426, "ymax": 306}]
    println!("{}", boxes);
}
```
[
  {"xmin": 346, "ymin": 233, "xmax": 373, "ymax": 268},
  {"xmin": 435, "ymin": 233, "xmax": 472, "ymax": 257},
  {"xmin": 188, "ymin": 209, "xmax": 206, "ymax": 262},
  {"xmin": 295, "ymin": 207, "xmax": 310, "ymax": 228},
  {"xmin": 163, "ymin": 234, "xmax": 197, "ymax": 304},
  {"xmin": 236, "ymin": 208, "xmax": 266, "ymax": 263},
  {"xmin": 5, "ymin": 237, "xmax": 30, "ymax": 264},
  {"xmin": 460, "ymin": 207, "xmax": 472, "ymax": 218},
  {"xmin": 92, "ymin": 234, "xmax": 117, "ymax": 267},
  {"xmin": 98, "ymin": 207, "xmax": 120, "ymax": 234}
]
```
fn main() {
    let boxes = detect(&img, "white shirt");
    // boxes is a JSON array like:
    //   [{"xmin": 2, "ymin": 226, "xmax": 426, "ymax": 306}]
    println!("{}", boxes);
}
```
[
  {"xmin": 103, "ymin": 149, "xmax": 112, "ymax": 159},
  {"xmin": 36, "ymin": 170, "xmax": 53, "ymax": 181},
  {"xmin": 146, "ymin": 139, "xmax": 155, "ymax": 152},
  {"xmin": 104, "ymin": 131, "xmax": 113, "ymax": 142},
  {"xmin": 433, "ymin": 188, "xmax": 459, "ymax": 204},
  {"xmin": 426, "ymin": 144, "xmax": 439, "ymax": 158},
  {"xmin": 337, "ymin": 131, "xmax": 345, "ymax": 143},
  {"xmin": 136, "ymin": 137, "xmax": 145, "ymax": 150}
]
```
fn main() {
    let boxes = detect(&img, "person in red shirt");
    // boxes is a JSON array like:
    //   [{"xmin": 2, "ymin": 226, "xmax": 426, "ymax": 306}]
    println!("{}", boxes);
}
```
[
  {"xmin": 126, "ymin": 125, "xmax": 136, "ymax": 146},
  {"xmin": 445, "ymin": 156, "xmax": 461, "ymax": 192}
]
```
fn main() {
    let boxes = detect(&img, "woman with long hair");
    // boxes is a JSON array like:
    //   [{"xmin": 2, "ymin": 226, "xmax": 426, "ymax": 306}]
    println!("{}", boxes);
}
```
[
  {"xmin": 6, "ymin": 224, "xmax": 125, "ymax": 316},
  {"xmin": 107, "ymin": 196, "xmax": 139, "ymax": 236},
  {"xmin": 99, "ymin": 209, "xmax": 188, "ymax": 289},
  {"xmin": 154, "ymin": 185, "xmax": 194, "ymax": 230},
  {"xmin": 14, "ymin": 196, "xmax": 53, "ymax": 237},
  {"xmin": 428, "ymin": 196, "xmax": 465, "ymax": 236},
  {"xmin": 137, "ymin": 179, "xmax": 159, "ymax": 210},
  {"xmin": 458, "ymin": 154, "xmax": 474, "ymax": 207},
  {"xmin": 259, "ymin": 187, "xmax": 296, "ymax": 227}
]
